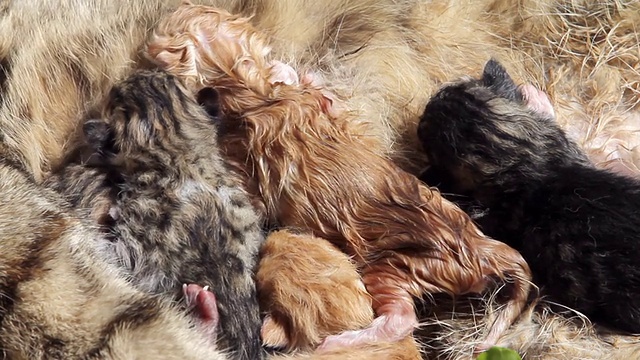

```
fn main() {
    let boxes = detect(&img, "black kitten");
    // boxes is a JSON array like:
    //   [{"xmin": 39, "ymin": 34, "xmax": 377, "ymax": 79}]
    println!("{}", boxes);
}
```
[{"xmin": 417, "ymin": 59, "xmax": 640, "ymax": 334}]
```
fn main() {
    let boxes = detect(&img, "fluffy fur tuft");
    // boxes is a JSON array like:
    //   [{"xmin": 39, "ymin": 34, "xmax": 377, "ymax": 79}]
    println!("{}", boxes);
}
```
[
  {"xmin": 257, "ymin": 229, "xmax": 374, "ymax": 351},
  {"xmin": 418, "ymin": 295, "xmax": 640, "ymax": 360}
]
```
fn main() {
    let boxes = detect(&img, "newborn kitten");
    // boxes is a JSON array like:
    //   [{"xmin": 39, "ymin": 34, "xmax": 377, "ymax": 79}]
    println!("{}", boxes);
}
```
[
  {"xmin": 146, "ymin": 5, "xmax": 532, "ymax": 354},
  {"xmin": 0, "ymin": 147, "xmax": 229, "ymax": 359},
  {"xmin": 257, "ymin": 229, "xmax": 374, "ymax": 351},
  {"xmin": 418, "ymin": 59, "xmax": 640, "ymax": 334},
  {"xmin": 44, "ymin": 70, "xmax": 265, "ymax": 360}
]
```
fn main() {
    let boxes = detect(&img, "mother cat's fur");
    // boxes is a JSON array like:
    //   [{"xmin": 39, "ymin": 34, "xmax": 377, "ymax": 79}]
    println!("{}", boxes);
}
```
[
  {"xmin": 6, "ymin": 0, "xmax": 638, "ymax": 182},
  {"xmin": 1, "ymin": 0, "xmax": 640, "ymax": 358}
]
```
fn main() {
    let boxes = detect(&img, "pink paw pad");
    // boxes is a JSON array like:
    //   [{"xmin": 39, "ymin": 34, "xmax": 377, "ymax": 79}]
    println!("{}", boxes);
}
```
[
  {"xmin": 183, "ymin": 283, "xmax": 219, "ymax": 337},
  {"xmin": 108, "ymin": 206, "xmax": 120, "ymax": 221}
]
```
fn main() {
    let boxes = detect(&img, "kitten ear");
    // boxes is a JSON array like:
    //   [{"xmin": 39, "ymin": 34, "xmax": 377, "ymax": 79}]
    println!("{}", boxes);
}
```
[
  {"xmin": 520, "ymin": 84, "xmax": 556, "ymax": 119},
  {"xmin": 261, "ymin": 315, "xmax": 290, "ymax": 349},
  {"xmin": 196, "ymin": 87, "xmax": 221, "ymax": 119},
  {"xmin": 268, "ymin": 60, "xmax": 299, "ymax": 86},
  {"xmin": 482, "ymin": 59, "xmax": 523, "ymax": 102},
  {"xmin": 83, "ymin": 118, "xmax": 115, "ymax": 153},
  {"xmin": 150, "ymin": 48, "xmax": 178, "ymax": 69}
]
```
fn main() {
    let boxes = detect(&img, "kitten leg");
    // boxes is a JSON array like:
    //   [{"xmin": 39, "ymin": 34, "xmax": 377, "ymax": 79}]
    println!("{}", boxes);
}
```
[
  {"xmin": 317, "ymin": 239, "xmax": 530, "ymax": 355},
  {"xmin": 183, "ymin": 283, "xmax": 219, "ymax": 340},
  {"xmin": 520, "ymin": 84, "xmax": 555, "ymax": 119},
  {"xmin": 472, "ymin": 239, "xmax": 532, "ymax": 354},
  {"xmin": 316, "ymin": 267, "xmax": 420, "ymax": 352},
  {"xmin": 257, "ymin": 230, "xmax": 374, "ymax": 350}
]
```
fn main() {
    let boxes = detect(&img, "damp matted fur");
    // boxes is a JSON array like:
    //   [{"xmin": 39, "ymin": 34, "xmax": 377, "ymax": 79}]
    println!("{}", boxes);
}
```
[
  {"xmin": 0, "ymin": 0, "xmax": 640, "ymax": 358},
  {"xmin": 146, "ymin": 4, "xmax": 533, "ymax": 354},
  {"xmin": 0, "ymin": 0, "xmax": 638, "ymax": 176},
  {"xmin": 0, "ymin": 154, "xmax": 421, "ymax": 360},
  {"xmin": 0, "ymin": 158, "xmax": 230, "ymax": 359}
]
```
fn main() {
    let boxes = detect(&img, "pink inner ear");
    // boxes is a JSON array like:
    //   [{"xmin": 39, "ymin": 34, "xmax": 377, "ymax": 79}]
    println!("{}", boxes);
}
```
[
  {"xmin": 520, "ymin": 84, "xmax": 556, "ymax": 119},
  {"xmin": 151, "ymin": 50, "xmax": 173, "ymax": 67}
]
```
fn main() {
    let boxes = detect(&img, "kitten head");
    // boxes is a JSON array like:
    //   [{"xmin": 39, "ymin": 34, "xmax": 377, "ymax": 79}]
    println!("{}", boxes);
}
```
[
  {"xmin": 84, "ymin": 70, "xmax": 221, "ymax": 170},
  {"xmin": 418, "ymin": 59, "xmax": 588, "ymax": 193}
]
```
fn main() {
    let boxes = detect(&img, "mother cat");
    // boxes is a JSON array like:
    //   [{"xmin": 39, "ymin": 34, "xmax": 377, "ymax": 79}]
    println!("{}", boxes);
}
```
[
  {"xmin": 3, "ymin": 0, "xmax": 638, "ymax": 183},
  {"xmin": 0, "ymin": 0, "xmax": 639, "ymax": 358}
]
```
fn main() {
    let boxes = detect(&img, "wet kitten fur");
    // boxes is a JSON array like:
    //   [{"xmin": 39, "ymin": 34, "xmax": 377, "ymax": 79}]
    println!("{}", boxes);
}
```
[
  {"xmin": 146, "ymin": 5, "xmax": 532, "ymax": 353},
  {"xmin": 0, "ymin": 0, "xmax": 529, "ymax": 183},
  {"xmin": 44, "ymin": 70, "xmax": 264, "ymax": 360},
  {"xmin": 418, "ymin": 59, "xmax": 640, "ymax": 334},
  {"xmin": 0, "ymin": 146, "xmax": 412, "ymax": 360}
]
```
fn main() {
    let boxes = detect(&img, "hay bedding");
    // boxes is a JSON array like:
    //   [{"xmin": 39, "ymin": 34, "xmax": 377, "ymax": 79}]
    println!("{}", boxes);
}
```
[
  {"xmin": 1, "ymin": 0, "xmax": 640, "ymax": 359},
  {"xmin": 414, "ymin": 2, "xmax": 640, "ymax": 358},
  {"xmin": 489, "ymin": 0, "xmax": 640, "ymax": 176},
  {"xmin": 416, "ymin": 1, "xmax": 640, "ymax": 358},
  {"xmin": 417, "ymin": 295, "xmax": 640, "ymax": 359}
]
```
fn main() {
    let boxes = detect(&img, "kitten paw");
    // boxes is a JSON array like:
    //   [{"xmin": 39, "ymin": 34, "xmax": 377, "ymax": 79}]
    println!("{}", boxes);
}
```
[
  {"xmin": 182, "ymin": 283, "xmax": 219, "ymax": 339},
  {"xmin": 316, "ymin": 313, "xmax": 416, "ymax": 352}
]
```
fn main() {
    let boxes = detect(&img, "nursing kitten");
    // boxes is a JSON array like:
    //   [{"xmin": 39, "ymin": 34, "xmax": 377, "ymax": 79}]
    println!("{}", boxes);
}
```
[
  {"xmin": 257, "ymin": 229, "xmax": 375, "ymax": 351},
  {"xmin": 146, "ymin": 5, "xmax": 532, "ymax": 354},
  {"xmin": 44, "ymin": 70, "xmax": 265, "ymax": 360},
  {"xmin": 0, "ymin": 155, "xmax": 229, "ymax": 359},
  {"xmin": 0, "ymin": 0, "xmax": 453, "ymax": 182},
  {"xmin": 418, "ymin": 59, "xmax": 640, "ymax": 334},
  {"xmin": 3, "ymin": 151, "xmax": 412, "ymax": 359}
]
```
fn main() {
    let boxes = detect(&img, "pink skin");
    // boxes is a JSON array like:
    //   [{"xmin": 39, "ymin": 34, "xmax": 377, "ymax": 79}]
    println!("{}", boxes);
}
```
[
  {"xmin": 267, "ymin": 61, "xmax": 345, "ymax": 118},
  {"xmin": 317, "ymin": 312, "xmax": 416, "ymax": 353},
  {"xmin": 520, "ymin": 84, "xmax": 555, "ymax": 119},
  {"xmin": 108, "ymin": 206, "xmax": 120, "ymax": 221},
  {"xmin": 183, "ymin": 283, "xmax": 219, "ymax": 340},
  {"xmin": 300, "ymin": 70, "xmax": 345, "ymax": 119},
  {"xmin": 268, "ymin": 60, "xmax": 300, "ymax": 86}
]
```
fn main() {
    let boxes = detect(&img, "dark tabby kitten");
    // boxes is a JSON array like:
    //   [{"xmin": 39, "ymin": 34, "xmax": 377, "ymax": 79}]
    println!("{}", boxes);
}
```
[
  {"xmin": 417, "ymin": 59, "xmax": 640, "ymax": 334},
  {"xmin": 44, "ymin": 70, "xmax": 265, "ymax": 360}
]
